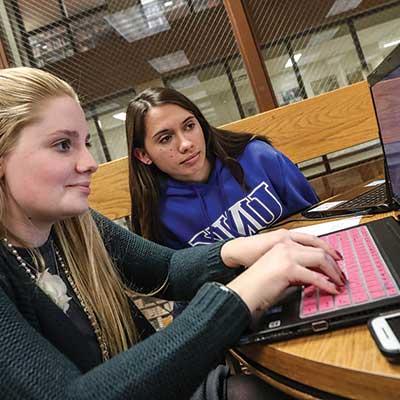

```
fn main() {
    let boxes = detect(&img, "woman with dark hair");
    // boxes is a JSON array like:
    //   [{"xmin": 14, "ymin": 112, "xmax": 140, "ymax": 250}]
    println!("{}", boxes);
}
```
[
  {"xmin": 126, "ymin": 87, "xmax": 318, "ymax": 249},
  {"xmin": 126, "ymin": 88, "xmax": 320, "ymax": 316}
]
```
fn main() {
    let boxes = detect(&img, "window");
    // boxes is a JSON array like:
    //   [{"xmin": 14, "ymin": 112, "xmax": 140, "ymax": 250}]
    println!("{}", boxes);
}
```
[
  {"xmin": 291, "ymin": 23, "xmax": 362, "ymax": 97},
  {"xmin": 227, "ymin": 57, "xmax": 259, "ymax": 117},
  {"xmin": 355, "ymin": 4, "xmax": 400, "ymax": 72},
  {"xmin": 262, "ymin": 44, "xmax": 304, "ymax": 106},
  {"xmin": 85, "ymin": 92, "xmax": 135, "ymax": 161},
  {"xmin": 168, "ymin": 65, "xmax": 242, "ymax": 126}
]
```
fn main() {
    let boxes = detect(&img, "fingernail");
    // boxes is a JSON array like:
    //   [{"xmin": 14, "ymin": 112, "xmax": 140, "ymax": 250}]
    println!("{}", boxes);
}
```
[
  {"xmin": 329, "ymin": 277, "xmax": 344, "ymax": 287},
  {"xmin": 334, "ymin": 285, "xmax": 341, "ymax": 294},
  {"xmin": 336, "ymin": 284, "xmax": 345, "ymax": 292},
  {"xmin": 341, "ymin": 271, "xmax": 348, "ymax": 283},
  {"xmin": 335, "ymin": 250, "xmax": 343, "ymax": 260}
]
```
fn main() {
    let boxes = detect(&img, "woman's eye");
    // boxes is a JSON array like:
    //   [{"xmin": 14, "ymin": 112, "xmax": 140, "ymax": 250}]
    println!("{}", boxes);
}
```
[
  {"xmin": 185, "ymin": 122, "xmax": 196, "ymax": 130},
  {"xmin": 56, "ymin": 139, "xmax": 71, "ymax": 152},
  {"xmin": 159, "ymin": 135, "xmax": 172, "ymax": 144}
]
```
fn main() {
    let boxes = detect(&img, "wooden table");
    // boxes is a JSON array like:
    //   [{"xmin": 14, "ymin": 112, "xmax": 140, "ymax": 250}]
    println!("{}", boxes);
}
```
[{"xmin": 233, "ymin": 212, "xmax": 400, "ymax": 400}]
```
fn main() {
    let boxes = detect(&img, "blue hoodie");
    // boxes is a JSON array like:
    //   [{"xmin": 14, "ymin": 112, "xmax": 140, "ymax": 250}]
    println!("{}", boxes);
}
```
[{"xmin": 159, "ymin": 140, "xmax": 318, "ymax": 249}]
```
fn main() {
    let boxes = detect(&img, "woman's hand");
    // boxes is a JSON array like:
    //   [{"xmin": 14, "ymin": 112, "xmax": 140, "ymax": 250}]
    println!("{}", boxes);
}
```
[
  {"xmin": 220, "ymin": 229, "xmax": 342, "ymax": 268},
  {"xmin": 227, "ymin": 241, "xmax": 345, "ymax": 322}
]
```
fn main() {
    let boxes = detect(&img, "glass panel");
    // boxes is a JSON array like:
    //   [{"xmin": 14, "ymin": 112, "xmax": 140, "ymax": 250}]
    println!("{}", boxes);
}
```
[
  {"xmin": 248, "ymin": 1, "xmax": 400, "ymax": 105},
  {"xmin": 162, "ymin": 1, "xmax": 191, "ymax": 23},
  {"xmin": 18, "ymin": 0, "xmax": 62, "ymax": 32},
  {"xmin": 98, "ymin": 110, "xmax": 127, "ymax": 160},
  {"xmin": 227, "ymin": 57, "xmax": 259, "ymax": 117},
  {"xmin": 355, "ymin": 4, "xmax": 400, "ymax": 72},
  {"xmin": 191, "ymin": 0, "xmax": 221, "ymax": 12},
  {"xmin": 86, "ymin": 92, "xmax": 135, "ymax": 161},
  {"xmin": 168, "ymin": 65, "xmax": 241, "ymax": 126},
  {"xmin": 262, "ymin": 44, "xmax": 303, "ymax": 106},
  {"xmin": 1, "ymin": 0, "xmax": 255, "ymax": 161},
  {"xmin": 87, "ymin": 118, "xmax": 107, "ymax": 164},
  {"xmin": 63, "ymin": 0, "xmax": 106, "ymax": 17},
  {"xmin": 291, "ymin": 23, "xmax": 363, "ymax": 97}
]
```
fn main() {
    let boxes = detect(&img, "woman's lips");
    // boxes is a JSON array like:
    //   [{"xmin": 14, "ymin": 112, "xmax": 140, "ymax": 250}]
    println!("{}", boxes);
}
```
[
  {"xmin": 181, "ymin": 152, "xmax": 200, "ymax": 165},
  {"xmin": 67, "ymin": 182, "xmax": 91, "ymax": 195}
]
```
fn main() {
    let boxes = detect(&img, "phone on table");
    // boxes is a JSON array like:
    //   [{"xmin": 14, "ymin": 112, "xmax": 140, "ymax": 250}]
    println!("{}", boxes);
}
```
[{"xmin": 368, "ymin": 310, "xmax": 400, "ymax": 363}]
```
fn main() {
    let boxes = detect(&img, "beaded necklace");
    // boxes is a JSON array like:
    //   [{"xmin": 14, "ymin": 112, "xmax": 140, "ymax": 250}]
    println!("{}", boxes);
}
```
[
  {"xmin": 3, "ymin": 237, "xmax": 110, "ymax": 361},
  {"xmin": 54, "ymin": 246, "xmax": 110, "ymax": 361}
]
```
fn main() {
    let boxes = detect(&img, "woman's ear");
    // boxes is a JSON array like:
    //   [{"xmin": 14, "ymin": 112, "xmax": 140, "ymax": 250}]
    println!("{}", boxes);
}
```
[
  {"xmin": 0, "ymin": 158, "xmax": 4, "ymax": 178},
  {"xmin": 133, "ymin": 148, "xmax": 153, "ymax": 165}
]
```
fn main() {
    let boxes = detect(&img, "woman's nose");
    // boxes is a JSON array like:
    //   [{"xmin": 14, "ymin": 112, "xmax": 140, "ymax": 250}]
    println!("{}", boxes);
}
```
[
  {"xmin": 77, "ymin": 147, "xmax": 98, "ymax": 174},
  {"xmin": 178, "ymin": 135, "xmax": 193, "ymax": 153}
]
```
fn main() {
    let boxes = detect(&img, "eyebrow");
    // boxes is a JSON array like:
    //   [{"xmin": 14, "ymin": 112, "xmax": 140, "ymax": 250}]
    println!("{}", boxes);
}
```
[
  {"xmin": 152, "ymin": 116, "xmax": 195, "ymax": 139},
  {"xmin": 50, "ymin": 129, "xmax": 91, "ymax": 140}
]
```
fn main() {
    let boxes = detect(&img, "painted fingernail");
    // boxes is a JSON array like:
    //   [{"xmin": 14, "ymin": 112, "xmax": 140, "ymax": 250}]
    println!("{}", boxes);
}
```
[
  {"xmin": 341, "ymin": 271, "xmax": 348, "ymax": 283},
  {"xmin": 335, "ymin": 250, "xmax": 343, "ymax": 260},
  {"xmin": 334, "ymin": 285, "xmax": 341, "ymax": 294},
  {"xmin": 329, "ymin": 277, "xmax": 344, "ymax": 287}
]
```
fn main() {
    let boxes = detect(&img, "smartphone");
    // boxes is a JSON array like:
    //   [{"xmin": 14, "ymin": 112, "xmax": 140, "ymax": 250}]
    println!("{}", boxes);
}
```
[{"xmin": 368, "ymin": 311, "xmax": 400, "ymax": 363}]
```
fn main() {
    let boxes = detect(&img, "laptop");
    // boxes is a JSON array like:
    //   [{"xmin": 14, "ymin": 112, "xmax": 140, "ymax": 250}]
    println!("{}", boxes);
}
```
[
  {"xmin": 302, "ymin": 45, "xmax": 400, "ymax": 219},
  {"xmin": 239, "ymin": 48, "xmax": 400, "ymax": 346},
  {"xmin": 239, "ymin": 216, "xmax": 400, "ymax": 346}
]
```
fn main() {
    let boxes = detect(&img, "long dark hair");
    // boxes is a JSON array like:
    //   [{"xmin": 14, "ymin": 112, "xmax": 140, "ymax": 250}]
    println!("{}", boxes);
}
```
[{"xmin": 125, "ymin": 87, "xmax": 271, "ymax": 243}]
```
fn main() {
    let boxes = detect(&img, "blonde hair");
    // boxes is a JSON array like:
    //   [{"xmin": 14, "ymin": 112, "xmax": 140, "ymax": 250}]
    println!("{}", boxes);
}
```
[{"xmin": 0, "ymin": 67, "xmax": 138, "ymax": 357}]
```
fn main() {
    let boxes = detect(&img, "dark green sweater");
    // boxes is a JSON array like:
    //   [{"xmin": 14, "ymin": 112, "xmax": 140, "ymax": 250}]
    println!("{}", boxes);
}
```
[{"xmin": 0, "ymin": 212, "xmax": 251, "ymax": 399}]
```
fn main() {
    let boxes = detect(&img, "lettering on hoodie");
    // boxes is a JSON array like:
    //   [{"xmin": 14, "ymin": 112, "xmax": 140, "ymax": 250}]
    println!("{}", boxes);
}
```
[{"xmin": 188, "ymin": 182, "xmax": 283, "ymax": 246}]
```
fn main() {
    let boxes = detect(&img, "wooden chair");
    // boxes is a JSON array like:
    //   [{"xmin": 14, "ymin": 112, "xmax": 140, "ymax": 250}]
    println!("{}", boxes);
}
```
[{"xmin": 89, "ymin": 80, "xmax": 379, "ymax": 220}]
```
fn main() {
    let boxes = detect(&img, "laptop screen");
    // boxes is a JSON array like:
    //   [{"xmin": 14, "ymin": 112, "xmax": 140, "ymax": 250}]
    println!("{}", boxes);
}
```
[{"xmin": 371, "ymin": 66, "xmax": 400, "ymax": 203}]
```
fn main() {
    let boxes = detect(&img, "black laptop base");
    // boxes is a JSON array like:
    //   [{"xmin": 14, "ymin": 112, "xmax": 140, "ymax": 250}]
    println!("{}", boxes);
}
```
[
  {"xmin": 238, "ymin": 300, "xmax": 400, "ymax": 346},
  {"xmin": 301, "ymin": 203, "xmax": 393, "ymax": 219}
]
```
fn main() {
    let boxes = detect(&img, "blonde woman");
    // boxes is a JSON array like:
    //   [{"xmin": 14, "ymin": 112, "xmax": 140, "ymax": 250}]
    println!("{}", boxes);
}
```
[{"xmin": 0, "ymin": 67, "xmax": 344, "ymax": 400}]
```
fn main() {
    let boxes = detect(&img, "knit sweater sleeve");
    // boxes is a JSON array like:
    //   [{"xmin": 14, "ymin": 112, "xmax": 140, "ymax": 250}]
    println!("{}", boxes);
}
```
[
  {"xmin": 92, "ymin": 211, "xmax": 238, "ymax": 300},
  {"xmin": 0, "ymin": 280, "xmax": 251, "ymax": 400}
]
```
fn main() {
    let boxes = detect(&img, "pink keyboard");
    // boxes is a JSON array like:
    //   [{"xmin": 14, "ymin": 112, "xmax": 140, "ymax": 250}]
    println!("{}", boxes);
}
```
[{"xmin": 300, "ymin": 225, "xmax": 400, "ymax": 318}]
